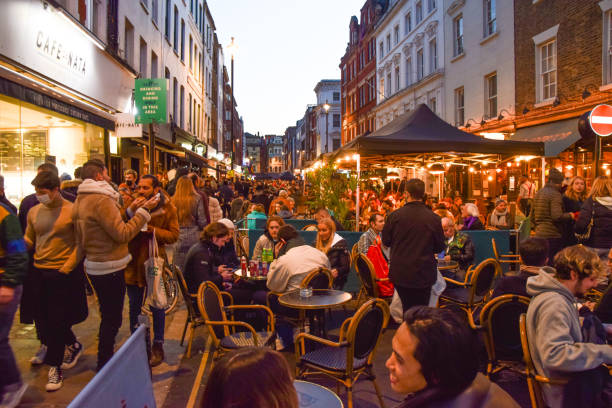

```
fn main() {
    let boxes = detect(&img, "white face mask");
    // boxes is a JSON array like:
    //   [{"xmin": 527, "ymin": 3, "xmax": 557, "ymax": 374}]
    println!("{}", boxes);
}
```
[{"xmin": 36, "ymin": 194, "xmax": 51, "ymax": 205}]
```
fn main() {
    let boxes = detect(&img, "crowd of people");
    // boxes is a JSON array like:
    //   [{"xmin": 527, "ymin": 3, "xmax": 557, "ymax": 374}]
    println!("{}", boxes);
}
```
[{"xmin": 1, "ymin": 160, "xmax": 612, "ymax": 408}]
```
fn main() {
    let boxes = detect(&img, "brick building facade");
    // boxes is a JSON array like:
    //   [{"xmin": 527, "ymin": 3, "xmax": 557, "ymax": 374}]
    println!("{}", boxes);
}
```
[{"xmin": 339, "ymin": 0, "xmax": 388, "ymax": 145}]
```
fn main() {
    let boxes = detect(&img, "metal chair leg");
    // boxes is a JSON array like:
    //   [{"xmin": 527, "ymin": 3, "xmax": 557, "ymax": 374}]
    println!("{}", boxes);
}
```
[
  {"xmin": 180, "ymin": 319, "xmax": 189, "ymax": 346},
  {"xmin": 347, "ymin": 385, "xmax": 353, "ymax": 408},
  {"xmin": 186, "ymin": 325, "xmax": 195, "ymax": 358},
  {"xmin": 372, "ymin": 377, "xmax": 386, "ymax": 408}
]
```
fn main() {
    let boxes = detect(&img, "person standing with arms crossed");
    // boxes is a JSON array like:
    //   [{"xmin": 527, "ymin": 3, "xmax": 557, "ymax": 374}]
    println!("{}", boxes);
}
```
[{"xmin": 382, "ymin": 179, "xmax": 445, "ymax": 312}]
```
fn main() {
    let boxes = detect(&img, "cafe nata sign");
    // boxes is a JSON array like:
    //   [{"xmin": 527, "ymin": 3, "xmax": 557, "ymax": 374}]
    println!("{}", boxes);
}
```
[
  {"xmin": 114, "ymin": 113, "xmax": 143, "ymax": 138},
  {"xmin": 36, "ymin": 29, "xmax": 87, "ymax": 76}
]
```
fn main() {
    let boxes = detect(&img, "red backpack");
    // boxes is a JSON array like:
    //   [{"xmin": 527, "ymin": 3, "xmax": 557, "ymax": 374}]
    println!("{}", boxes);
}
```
[{"xmin": 366, "ymin": 237, "xmax": 394, "ymax": 297}]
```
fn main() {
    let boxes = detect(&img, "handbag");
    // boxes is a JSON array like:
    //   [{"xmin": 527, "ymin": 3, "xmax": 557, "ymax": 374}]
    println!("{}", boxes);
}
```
[
  {"xmin": 144, "ymin": 229, "xmax": 169, "ymax": 309},
  {"xmin": 574, "ymin": 201, "xmax": 595, "ymax": 243}
]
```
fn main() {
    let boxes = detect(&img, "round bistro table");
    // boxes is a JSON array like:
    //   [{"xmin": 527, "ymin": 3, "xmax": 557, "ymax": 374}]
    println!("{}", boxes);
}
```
[
  {"xmin": 279, "ymin": 289, "xmax": 352, "ymax": 335},
  {"xmin": 294, "ymin": 380, "xmax": 343, "ymax": 408},
  {"xmin": 437, "ymin": 259, "xmax": 459, "ymax": 271}
]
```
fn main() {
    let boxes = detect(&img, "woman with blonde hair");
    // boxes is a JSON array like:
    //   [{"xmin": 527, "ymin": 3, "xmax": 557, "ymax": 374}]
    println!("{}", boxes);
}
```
[
  {"xmin": 562, "ymin": 176, "xmax": 587, "ymax": 246},
  {"xmin": 575, "ymin": 176, "xmax": 612, "ymax": 266},
  {"xmin": 171, "ymin": 176, "xmax": 207, "ymax": 269},
  {"xmin": 315, "ymin": 217, "xmax": 350, "ymax": 289}
]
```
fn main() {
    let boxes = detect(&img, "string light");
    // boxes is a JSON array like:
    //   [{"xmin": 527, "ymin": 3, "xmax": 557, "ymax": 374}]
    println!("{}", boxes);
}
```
[
  {"xmin": 507, "ymin": 162, "xmax": 512, "ymax": 167},
  {"xmin": 495, "ymin": 168, "xmax": 501, "ymax": 173},
  {"xmin": 469, "ymin": 167, "xmax": 475, "ymax": 173}
]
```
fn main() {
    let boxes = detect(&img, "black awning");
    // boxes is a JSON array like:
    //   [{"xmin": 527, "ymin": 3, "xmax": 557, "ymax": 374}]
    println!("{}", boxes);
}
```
[
  {"xmin": 334, "ymin": 104, "xmax": 544, "ymax": 157},
  {"xmin": 512, "ymin": 118, "xmax": 581, "ymax": 157}
]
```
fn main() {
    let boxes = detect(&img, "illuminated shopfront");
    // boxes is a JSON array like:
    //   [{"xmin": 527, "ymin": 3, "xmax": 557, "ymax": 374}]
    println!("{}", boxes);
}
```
[{"xmin": 0, "ymin": 94, "xmax": 106, "ymax": 205}]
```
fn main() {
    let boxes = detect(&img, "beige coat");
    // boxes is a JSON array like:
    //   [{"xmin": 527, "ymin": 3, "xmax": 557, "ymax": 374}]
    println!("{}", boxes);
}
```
[
  {"xmin": 208, "ymin": 196, "xmax": 223, "ymax": 222},
  {"xmin": 73, "ymin": 179, "xmax": 150, "ymax": 275}
]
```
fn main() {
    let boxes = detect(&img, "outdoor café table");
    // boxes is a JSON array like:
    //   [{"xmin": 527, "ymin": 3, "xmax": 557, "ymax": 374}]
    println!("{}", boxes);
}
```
[
  {"xmin": 437, "ymin": 259, "xmax": 459, "ymax": 271},
  {"xmin": 294, "ymin": 380, "xmax": 343, "ymax": 408},
  {"xmin": 278, "ymin": 289, "xmax": 352, "ymax": 335},
  {"xmin": 233, "ymin": 268, "xmax": 267, "ymax": 282}
]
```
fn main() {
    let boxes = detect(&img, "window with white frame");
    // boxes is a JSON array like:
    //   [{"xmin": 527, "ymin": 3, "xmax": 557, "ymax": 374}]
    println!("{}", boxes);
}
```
[
  {"xmin": 386, "ymin": 34, "xmax": 391, "ymax": 52},
  {"xmin": 405, "ymin": 12, "xmax": 412, "ymax": 34},
  {"xmin": 429, "ymin": 38, "xmax": 437, "ymax": 72},
  {"xmin": 454, "ymin": 87, "xmax": 464, "ymax": 126},
  {"xmin": 539, "ymin": 40, "xmax": 556, "ymax": 101},
  {"xmin": 380, "ymin": 78, "xmax": 385, "ymax": 100},
  {"xmin": 380, "ymin": 42, "xmax": 384, "ymax": 58},
  {"xmin": 428, "ymin": 0, "xmax": 436, "ymax": 12},
  {"xmin": 429, "ymin": 94, "xmax": 437, "ymax": 113},
  {"xmin": 394, "ymin": 25, "xmax": 399, "ymax": 45},
  {"xmin": 395, "ymin": 66, "xmax": 400, "ymax": 92},
  {"xmin": 386, "ymin": 71, "xmax": 392, "ymax": 96},
  {"xmin": 605, "ymin": 11, "xmax": 612, "ymax": 84},
  {"xmin": 484, "ymin": 0, "xmax": 496, "ymax": 37},
  {"xmin": 485, "ymin": 72, "xmax": 497, "ymax": 118},
  {"xmin": 453, "ymin": 15, "xmax": 464, "ymax": 56},
  {"xmin": 416, "ymin": 1, "xmax": 423, "ymax": 24},
  {"xmin": 406, "ymin": 57, "xmax": 412, "ymax": 85},
  {"xmin": 417, "ymin": 48, "xmax": 424, "ymax": 80}
]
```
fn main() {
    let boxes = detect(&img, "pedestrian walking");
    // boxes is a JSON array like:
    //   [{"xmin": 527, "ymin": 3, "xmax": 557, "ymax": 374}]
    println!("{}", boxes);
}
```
[
  {"xmin": 0, "ymin": 194, "xmax": 29, "ymax": 407},
  {"xmin": 72, "ymin": 159, "xmax": 157, "ymax": 371},
  {"xmin": 24, "ymin": 171, "xmax": 87, "ymax": 391},
  {"xmin": 171, "ymin": 176, "xmax": 207, "ymax": 271}
]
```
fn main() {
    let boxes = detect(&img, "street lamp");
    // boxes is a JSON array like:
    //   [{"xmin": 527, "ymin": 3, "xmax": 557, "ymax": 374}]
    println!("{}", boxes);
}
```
[
  {"xmin": 323, "ymin": 100, "xmax": 330, "ymax": 153},
  {"xmin": 226, "ymin": 37, "xmax": 237, "ymax": 167}
]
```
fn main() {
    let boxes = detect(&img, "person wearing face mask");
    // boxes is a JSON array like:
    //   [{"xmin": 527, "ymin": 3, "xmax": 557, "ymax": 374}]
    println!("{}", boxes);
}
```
[
  {"xmin": 73, "ymin": 159, "xmax": 158, "ymax": 371},
  {"xmin": 119, "ymin": 169, "xmax": 138, "ymax": 195},
  {"xmin": 23, "ymin": 171, "xmax": 87, "ymax": 392},
  {"xmin": 124, "ymin": 175, "xmax": 179, "ymax": 367}
]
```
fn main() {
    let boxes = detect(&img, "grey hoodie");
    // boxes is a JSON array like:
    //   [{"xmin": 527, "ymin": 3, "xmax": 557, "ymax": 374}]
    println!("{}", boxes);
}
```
[{"xmin": 526, "ymin": 270, "xmax": 612, "ymax": 407}]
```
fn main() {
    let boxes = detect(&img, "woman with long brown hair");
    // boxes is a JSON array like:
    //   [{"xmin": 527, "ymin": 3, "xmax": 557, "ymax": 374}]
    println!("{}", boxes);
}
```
[
  {"xmin": 253, "ymin": 215, "xmax": 285, "ymax": 260},
  {"xmin": 171, "ymin": 176, "xmax": 207, "ymax": 270},
  {"xmin": 315, "ymin": 217, "xmax": 350, "ymax": 289},
  {"xmin": 201, "ymin": 347, "xmax": 298, "ymax": 408},
  {"xmin": 575, "ymin": 176, "xmax": 612, "ymax": 266},
  {"xmin": 562, "ymin": 176, "xmax": 587, "ymax": 246}
]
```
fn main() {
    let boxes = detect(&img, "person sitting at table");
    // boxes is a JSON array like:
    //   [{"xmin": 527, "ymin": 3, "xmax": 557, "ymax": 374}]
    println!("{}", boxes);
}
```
[
  {"xmin": 253, "ymin": 215, "xmax": 285, "ymax": 261},
  {"xmin": 182, "ymin": 222, "xmax": 251, "ymax": 305},
  {"xmin": 439, "ymin": 217, "xmax": 474, "ymax": 281},
  {"xmin": 266, "ymin": 225, "xmax": 330, "ymax": 294},
  {"xmin": 201, "ymin": 347, "xmax": 298, "ymax": 408},
  {"xmin": 315, "ymin": 217, "xmax": 350, "ymax": 289},
  {"xmin": 492, "ymin": 237, "xmax": 549, "ymax": 299},
  {"xmin": 247, "ymin": 204, "xmax": 267, "ymax": 229},
  {"xmin": 460, "ymin": 203, "xmax": 484, "ymax": 231},
  {"xmin": 217, "ymin": 218, "xmax": 240, "ymax": 270},
  {"xmin": 488, "ymin": 199, "xmax": 515, "ymax": 230},
  {"xmin": 386, "ymin": 306, "xmax": 519, "ymax": 408},
  {"xmin": 358, "ymin": 213, "xmax": 385, "ymax": 255}
]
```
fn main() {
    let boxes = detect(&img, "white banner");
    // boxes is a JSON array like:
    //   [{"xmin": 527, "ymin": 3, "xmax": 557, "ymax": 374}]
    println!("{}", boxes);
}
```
[{"xmin": 115, "ymin": 113, "xmax": 143, "ymax": 138}]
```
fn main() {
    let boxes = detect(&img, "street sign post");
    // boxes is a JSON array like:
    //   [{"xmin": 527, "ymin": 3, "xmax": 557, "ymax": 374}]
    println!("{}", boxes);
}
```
[
  {"xmin": 134, "ymin": 78, "xmax": 167, "ymax": 174},
  {"xmin": 588, "ymin": 104, "xmax": 612, "ymax": 177}
]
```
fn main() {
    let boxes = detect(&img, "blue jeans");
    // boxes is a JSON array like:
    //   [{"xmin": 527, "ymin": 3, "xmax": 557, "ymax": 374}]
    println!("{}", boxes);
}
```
[
  {"xmin": 0, "ymin": 285, "xmax": 23, "ymax": 391},
  {"xmin": 126, "ymin": 285, "xmax": 165, "ymax": 344}
]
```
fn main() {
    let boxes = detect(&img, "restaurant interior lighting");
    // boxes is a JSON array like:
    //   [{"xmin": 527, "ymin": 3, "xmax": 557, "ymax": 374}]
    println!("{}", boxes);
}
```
[
  {"xmin": 468, "ymin": 167, "xmax": 475, "ymax": 173},
  {"xmin": 507, "ymin": 162, "xmax": 512, "ymax": 167},
  {"xmin": 481, "ymin": 132, "xmax": 505, "ymax": 140},
  {"xmin": 429, "ymin": 164, "xmax": 445, "ymax": 174},
  {"xmin": 487, "ymin": 175, "xmax": 493, "ymax": 181},
  {"xmin": 496, "ymin": 168, "xmax": 502, "ymax": 173},
  {"xmin": 565, "ymin": 165, "xmax": 574, "ymax": 169}
]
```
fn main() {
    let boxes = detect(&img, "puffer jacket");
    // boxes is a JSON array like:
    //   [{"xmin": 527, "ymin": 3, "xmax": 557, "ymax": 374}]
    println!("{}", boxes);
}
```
[
  {"xmin": 575, "ymin": 196, "xmax": 612, "ymax": 249},
  {"xmin": 326, "ymin": 233, "xmax": 350, "ymax": 290},
  {"xmin": 530, "ymin": 183, "xmax": 572, "ymax": 238},
  {"xmin": 208, "ymin": 196, "xmax": 223, "ymax": 223}
]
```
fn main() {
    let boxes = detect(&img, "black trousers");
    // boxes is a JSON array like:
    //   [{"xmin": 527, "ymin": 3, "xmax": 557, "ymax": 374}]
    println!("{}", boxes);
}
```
[
  {"xmin": 88, "ymin": 270, "xmax": 126, "ymax": 370},
  {"xmin": 35, "ymin": 268, "xmax": 77, "ymax": 367},
  {"xmin": 395, "ymin": 286, "xmax": 431, "ymax": 314}
]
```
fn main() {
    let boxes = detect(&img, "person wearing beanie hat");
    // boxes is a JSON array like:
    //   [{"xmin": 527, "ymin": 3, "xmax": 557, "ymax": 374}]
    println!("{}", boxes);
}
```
[
  {"xmin": 488, "ymin": 199, "xmax": 514, "ymax": 230},
  {"xmin": 529, "ymin": 168, "xmax": 573, "ymax": 264}
]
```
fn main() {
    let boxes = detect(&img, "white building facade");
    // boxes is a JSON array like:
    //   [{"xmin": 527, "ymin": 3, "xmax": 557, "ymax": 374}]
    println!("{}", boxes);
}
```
[
  {"xmin": 314, "ymin": 80, "xmax": 342, "ymax": 155},
  {"xmin": 374, "ymin": 0, "xmax": 445, "ymax": 127},
  {"xmin": 443, "ymin": 0, "xmax": 514, "ymax": 129}
]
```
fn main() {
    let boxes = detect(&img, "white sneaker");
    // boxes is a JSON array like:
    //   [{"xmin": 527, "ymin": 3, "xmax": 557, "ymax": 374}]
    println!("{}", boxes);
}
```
[
  {"xmin": 45, "ymin": 367, "xmax": 63, "ymax": 392},
  {"xmin": 29, "ymin": 344, "xmax": 47, "ymax": 365},
  {"xmin": 0, "ymin": 382, "xmax": 27, "ymax": 408}
]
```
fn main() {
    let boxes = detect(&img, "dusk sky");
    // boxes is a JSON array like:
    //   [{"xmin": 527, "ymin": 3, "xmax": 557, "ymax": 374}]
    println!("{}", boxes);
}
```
[{"xmin": 208, "ymin": 0, "xmax": 366, "ymax": 136}]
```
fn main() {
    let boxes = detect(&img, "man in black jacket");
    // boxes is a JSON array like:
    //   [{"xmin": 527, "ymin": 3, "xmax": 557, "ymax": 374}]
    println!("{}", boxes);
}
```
[{"xmin": 382, "ymin": 179, "xmax": 445, "ymax": 312}]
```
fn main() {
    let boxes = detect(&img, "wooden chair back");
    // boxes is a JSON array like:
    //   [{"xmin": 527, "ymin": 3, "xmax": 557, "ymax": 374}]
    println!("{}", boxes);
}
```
[{"xmin": 300, "ymin": 267, "xmax": 333, "ymax": 289}]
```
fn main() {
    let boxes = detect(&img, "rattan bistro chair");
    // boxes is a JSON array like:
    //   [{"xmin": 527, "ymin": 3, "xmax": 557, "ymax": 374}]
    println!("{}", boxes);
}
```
[
  {"xmin": 197, "ymin": 281, "xmax": 276, "ymax": 359},
  {"xmin": 469, "ymin": 294, "xmax": 531, "ymax": 376},
  {"xmin": 175, "ymin": 266, "xmax": 207, "ymax": 358},
  {"xmin": 354, "ymin": 253, "xmax": 392, "ymax": 305},
  {"xmin": 492, "ymin": 238, "xmax": 521, "ymax": 270},
  {"xmin": 295, "ymin": 299, "xmax": 390, "ymax": 408},
  {"xmin": 519, "ymin": 314, "xmax": 567, "ymax": 408},
  {"xmin": 438, "ymin": 258, "xmax": 501, "ymax": 316}
]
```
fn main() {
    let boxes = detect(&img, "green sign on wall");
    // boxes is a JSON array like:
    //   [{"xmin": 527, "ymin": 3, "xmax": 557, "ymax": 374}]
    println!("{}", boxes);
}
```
[{"xmin": 134, "ymin": 78, "xmax": 167, "ymax": 124}]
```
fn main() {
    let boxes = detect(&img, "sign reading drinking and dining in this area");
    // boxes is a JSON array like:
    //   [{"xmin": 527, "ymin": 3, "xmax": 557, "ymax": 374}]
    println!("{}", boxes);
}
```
[
  {"xmin": 589, "ymin": 104, "xmax": 612, "ymax": 137},
  {"xmin": 134, "ymin": 78, "xmax": 167, "ymax": 124}
]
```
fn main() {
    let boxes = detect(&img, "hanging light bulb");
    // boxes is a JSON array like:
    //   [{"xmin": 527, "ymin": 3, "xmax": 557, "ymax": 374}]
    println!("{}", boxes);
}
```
[
  {"xmin": 495, "ymin": 168, "xmax": 501, "ymax": 173},
  {"xmin": 469, "ymin": 167, "xmax": 475, "ymax": 173},
  {"xmin": 507, "ymin": 162, "xmax": 512, "ymax": 167}
]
